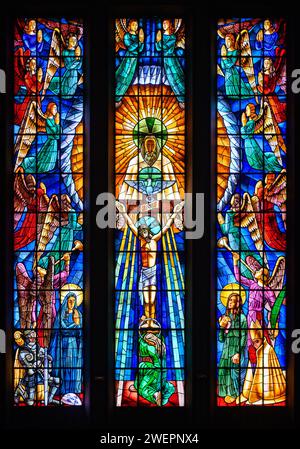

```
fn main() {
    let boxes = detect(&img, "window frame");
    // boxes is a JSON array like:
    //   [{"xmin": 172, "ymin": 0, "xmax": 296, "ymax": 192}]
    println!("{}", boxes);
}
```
[{"xmin": 0, "ymin": 1, "xmax": 297, "ymax": 431}]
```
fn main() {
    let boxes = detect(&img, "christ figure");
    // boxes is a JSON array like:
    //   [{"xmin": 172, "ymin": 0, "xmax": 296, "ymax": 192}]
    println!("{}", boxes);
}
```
[{"xmin": 116, "ymin": 200, "xmax": 184, "ymax": 326}]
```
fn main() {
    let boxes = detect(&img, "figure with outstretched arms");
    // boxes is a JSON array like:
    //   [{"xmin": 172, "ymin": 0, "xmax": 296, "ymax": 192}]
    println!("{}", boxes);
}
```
[{"xmin": 116, "ymin": 200, "xmax": 184, "ymax": 325}]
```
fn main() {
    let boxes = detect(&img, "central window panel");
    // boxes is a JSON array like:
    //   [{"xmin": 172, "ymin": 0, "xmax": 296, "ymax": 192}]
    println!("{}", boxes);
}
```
[{"xmin": 114, "ymin": 17, "xmax": 186, "ymax": 407}]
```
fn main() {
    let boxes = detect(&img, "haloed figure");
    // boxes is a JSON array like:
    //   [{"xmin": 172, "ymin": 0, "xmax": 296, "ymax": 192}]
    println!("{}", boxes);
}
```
[
  {"xmin": 50, "ymin": 292, "xmax": 83, "ymax": 395},
  {"xmin": 218, "ymin": 293, "xmax": 247, "ymax": 404},
  {"xmin": 116, "ymin": 201, "xmax": 184, "ymax": 327}
]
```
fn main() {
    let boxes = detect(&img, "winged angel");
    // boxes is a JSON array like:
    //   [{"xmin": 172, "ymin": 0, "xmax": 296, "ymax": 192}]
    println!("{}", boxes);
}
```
[
  {"xmin": 156, "ymin": 19, "xmax": 185, "ymax": 107},
  {"xmin": 14, "ymin": 20, "xmax": 83, "ymax": 172},
  {"xmin": 218, "ymin": 19, "xmax": 260, "ymax": 99},
  {"xmin": 15, "ymin": 191, "xmax": 82, "ymax": 346},
  {"xmin": 241, "ymin": 100, "xmax": 286, "ymax": 170},
  {"xmin": 115, "ymin": 18, "xmax": 145, "ymax": 106},
  {"xmin": 218, "ymin": 169, "xmax": 286, "ymax": 262}
]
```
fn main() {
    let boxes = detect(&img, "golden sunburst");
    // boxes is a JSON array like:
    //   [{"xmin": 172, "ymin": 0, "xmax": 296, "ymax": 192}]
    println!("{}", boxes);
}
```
[{"xmin": 115, "ymin": 85, "xmax": 185, "ymax": 197}]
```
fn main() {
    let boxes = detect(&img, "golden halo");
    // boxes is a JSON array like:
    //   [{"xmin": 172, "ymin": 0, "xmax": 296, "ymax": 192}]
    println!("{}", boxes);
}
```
[
  {"xmin": 220, "ymin": 283, "xmax": 246, "ymax": 307},
  {"xmin": 60, "ymin": 284, "xmax": 83, "ymax": 306}
]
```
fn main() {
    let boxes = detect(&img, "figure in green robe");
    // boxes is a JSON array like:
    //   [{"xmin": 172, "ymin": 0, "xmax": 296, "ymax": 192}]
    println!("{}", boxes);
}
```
[
  {"xmin": 134, "ymin": 332, "xmax": 175, "ymax": 406},
  {"xmin": 49, "ymin": 34, "xmax": 82, "ymax": 97},
  {"xmin": 220, "ymin": 34, "xmax": 253, "ymax": 98},
  {"xmin": 241, "ymin": 104, "xmax": 283, "ymax": 172},
  {"xmin": 115, "ymin": 20, "xmax": 144, "ymax": 105},
  {"xmin": 22, "ymin": 102, "xmax": 60, "ymax": 174},
  {"xmin": 218, "ymin": 194, "xmax": 263, "ymax": 279},
  {"xmin": 38, "ymin": 195, "xmax": 82, "ymax": 274},
  {"xmin": 156, "ymin": 20, "xmax": 185, "ymax": 106},
  {"xmin": 218, "ymin": 293, "xmax": 247, "ymax": 404}
]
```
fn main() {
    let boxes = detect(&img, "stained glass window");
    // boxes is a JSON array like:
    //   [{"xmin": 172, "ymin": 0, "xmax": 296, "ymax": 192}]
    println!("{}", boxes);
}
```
[
  {"xmin": 13, "ymin": 18, "xmax": 85, "ymax": 406},
  {"xmin": 216, "ymin": 18, "xmax": 287, "ymax": 406},
  {"xmin": 114, "ymin": 18, "xmax": 186, "ymax": 407}
]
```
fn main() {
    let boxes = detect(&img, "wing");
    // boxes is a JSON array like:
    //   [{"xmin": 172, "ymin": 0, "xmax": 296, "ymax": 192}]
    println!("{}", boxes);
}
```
[
  {"xmin": 265, "ymin": 170, "xmax": 286, "ymax": 207},
  {"xmin": 274, "ymin": 19, "xmax": 286, "ymax": 46},
  {"xmin": 115, "ymin": 19, "xmax": 127, "ymax": 52},
  {"xmin": 268, "ymin": 256, "xmax": 286, "ymax": 293},
  {"xmin": 218, "ymin": 18, "xmax": 260, "ymax": 38},
  {"xmin": 14, "ymin": 101, "xmax": 46, "ymax": 169},
  {"xmin": 16, "ymin": 262, "xmax": 34, "ymax": 290},
  {"xmin": 14, "ymin": 18, "xmax": 25, "ymax": 47},
  {"xmin": 235, "ymin": 192, "xmax": 264, "ymax": 257},
  {"xmin": 34, "ymin": 195, "xmax": 60, "ymax": 268},
  {"xmin": 36, "ymin": 188, "xmax": 50, "ymax": 248},
  {"xmin": 253, "ymin": 100, "xmax": 265, "ymax": 134},
  {"xmin": 16, "ymin": 262, "xmax": 36, "ymax": 329},
  {"xmin": 260, "ymin": 101, "xmax": 286, "ymax": 164},
  {"xmin": 38, "ymin": 19, "xmax": 83, "ymax": 41},
  {"xmin": 237, "ymin": 30, "xmax": 256, "ymax": 95},
  {"xmin": 254, "ymin": 100, "xmax": 286, "ymax": 159},
  {"xmin": 42, "ymin": 28, "xmax": 64, "ymax": 94},
  {"xmin": 174, "ymin": 19, "xmax": 185, "ymax": 49},
  {"xmin": 14, "ymin": 51, "xmax": 27, "ymax": 87},
  {"xmin": 265, "ymin": 170, "xmax": 287, "ymax": 229},
  {"xmin": 14, "ymin": 168, "xmax": 36, "ymax": 229}
]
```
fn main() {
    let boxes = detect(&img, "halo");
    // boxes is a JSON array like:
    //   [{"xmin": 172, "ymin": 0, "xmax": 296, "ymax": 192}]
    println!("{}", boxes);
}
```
[
  {"xmin": 133, "ymin": 117, "xmax": 168, "ymax": 150},
  {"xmin": 135, "ymin": 216, "xmax": 161, "ymax": 235},
  {"xmin": 60, "ymin": 284, "xmax": 83, "ymax": 306},
  {"xmin": 220, "ymin": 283, "xmax": 246, "ymax": 307}
]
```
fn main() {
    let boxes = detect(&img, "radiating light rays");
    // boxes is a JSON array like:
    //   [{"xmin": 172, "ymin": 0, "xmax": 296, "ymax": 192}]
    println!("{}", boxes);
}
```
[
  {"xmin": 115, "ymin": 85, "xmax": 185, "ymax": 177},
  {"xmin": 114, "ymin": 17, "xmax": 186, "ymax": 407}
]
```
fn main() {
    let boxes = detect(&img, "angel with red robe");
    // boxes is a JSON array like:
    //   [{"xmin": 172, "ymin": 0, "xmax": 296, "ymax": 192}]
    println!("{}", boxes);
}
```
[
  {"xmin": 14, "ymin": 55, "xmax": 44, "ymax": 126},
  {"xmin": 230, "ymin": 170, "xmax": 286, "ymax": 252},
  {"xmin": 14, "ymin": 167, "xmax": 49, "ymax": 250}
]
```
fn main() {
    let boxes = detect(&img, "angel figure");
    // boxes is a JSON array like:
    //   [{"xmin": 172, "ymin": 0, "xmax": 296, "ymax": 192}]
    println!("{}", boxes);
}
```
[
  {"xmin": 156, "ymin": 19, "xmax": 185, "ymax": 108},
  {"xmin": 218, "ymin": 25, "xmax": 257, "ymax": 99},
  {"xmin": 253, "ymin": 170, "xmax": 287, "ymax": 249},
  {"xmin": 236, "ymin": 181, "xmax": 285, "ymax": 254},
  {"xmin": 217, "ymin": 193, "xmax": 264, "ymax": 279},
  {"xmin": 21, "ymin": 19, "xmax": 44, "ymax": 55},
  {"xmin": 241, "ymin": 102, "xmax": 286, "ymax": 170},
  {"xmin": 16, "ymin": 253, "xmax": 70, "ymax": 348},
  {"xmin": 36, "ymin": 194, "xmax": 83, "ymax": 274},
  {"xmin": 15, "ymin": 253, "xmax": 70, "ymax": 331},
  {"xmin": 232, "ymin": 253, "xmax": 286, "ymax": 360},
  {"xmin": 115, "ymin": 19, "xmax": 144, "ymax": 106},
  {"xmin": 14, "ymin": 167, "xmax": 49, "ymax": 250},
  {"xmin": 255, "ymin": 19, "xmax": 286, "ymax": 59},
  {"xmin": 237, "ymin": 321, "xmax": 286, "ymax": 405},
  {"xmin": 15, "ymin": 101, "xmax": 60, "ymax": 173},
  {"xmin": 14, "ymin": 56, "xmax": 44, "ymax": 126},
  {"xmin": 47, "ymin": 32, "xmax": 82, "ymax": 97},
  {"xmin": 257, "ymin": 56, "xmax": 286, "ymax": 122}
]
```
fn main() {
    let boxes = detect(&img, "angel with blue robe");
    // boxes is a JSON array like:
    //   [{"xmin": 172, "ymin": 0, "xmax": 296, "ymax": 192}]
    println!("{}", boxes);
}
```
[{"xmin": 22, "ymin": 19, "xmax": 44, "ymax": 55}]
